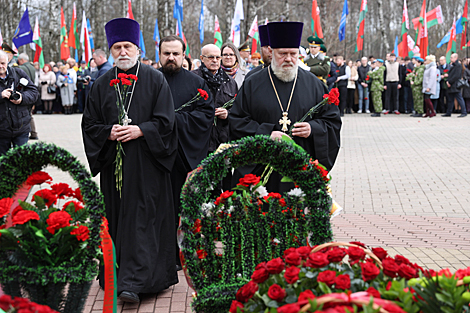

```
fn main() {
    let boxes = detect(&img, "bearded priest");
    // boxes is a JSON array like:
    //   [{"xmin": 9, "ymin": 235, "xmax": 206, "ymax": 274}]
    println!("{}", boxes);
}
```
[
  {"xmin": 230, "ymin": 21, "xmax": 341, "ymax": 193},
  {"xmin": 81, "ymin": 18, "xmax": 178, "ymax": 303}
]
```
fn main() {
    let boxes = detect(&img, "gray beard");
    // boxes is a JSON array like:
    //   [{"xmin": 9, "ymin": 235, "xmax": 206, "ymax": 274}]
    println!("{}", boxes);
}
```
[
  {"xmin": 116, "ymin": 55, "xmax": 138, "ymax": 71},
  {"xmin": 271, "ymin": 61, "xmax": 298, "ymax": 82}
]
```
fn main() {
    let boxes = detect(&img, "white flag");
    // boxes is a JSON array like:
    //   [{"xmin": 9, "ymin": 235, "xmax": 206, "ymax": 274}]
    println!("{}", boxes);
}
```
[
  {"xmin": 80, "ymin": 11, "xmax": 92, "ymax": 63},
  {"xmin": 229, "ymin": 0, "xmax": 244, "ymax": 46}
]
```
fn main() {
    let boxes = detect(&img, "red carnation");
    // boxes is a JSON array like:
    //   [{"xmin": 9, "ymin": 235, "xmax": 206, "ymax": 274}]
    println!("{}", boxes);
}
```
[
  {"xmin": 12, "ymin": 209, "xmax": 40, "ymax": 226},
  {"xmin": 197, "ymin": 88, "xmax": 209, "ymax": 100},
  {"xmin": 397, "ymin": 263, "xmax": 417, "ymax": 279},
  {"xmin": 277, "ymin": 303, "xmax": 300, "ymax": 313},
  {"xmin": 366, "ymin": 287, "xmax": 381, "ymax": 298},
  {"xmin": 229, "ymin": 300, "xmax": 244, "ymax": 313},
  {"xmin": 296, "ymin": 246, "xmax": 312, "ymax": 259},
  {"xmin": 263, "ymin": 192, "xmax": 282, "ymax": 202},
  {"xmin": 197, "ymin": 249, "xmax": 208, "ymax": 259},
  {"xmin": 317, "ymin": 270, "xmax": 336, "ymax": 286},
  {"xmin": 74, "ymin": 188, "xmax": 83, "ymax": 202},
  {"xmin": 284, "ymin": 266, "xmax": 301, "ymax": 284},
  {"xmin": 382, "ymin": 257, "xmax": 399, "ymax": 278},
  {"xmin": 315, "ymin": 164, "xmax": 330, "ymax": 182},
  {"xmin": 348, "ymin": 246, "xmax": 366, "ymax": 261},
  {"xmin": 444, "ymin": 69, "xmax": 449, "ymax": 73},
  {"xmin": 236, "ymin": 281, "xmax": 258, "ymax": 303},
  {"xmin": 334, "ymin": 274, "xmax": 351, "ymax": 290},
  {"xmin": 121, "ymin": 78, "xmax": 132, "ymax": 86},
  {"xmin": 285, "ymin": 251, "xmax": 302, "ymax": 266},
  {"xmin": 63, "ymin": 200, "xmax": 84, "ymax": 212},
  {"xmin": 327, "ymin": 247, "xmax": 346, "ymax": 263},
  {"xmin": 26, "ymin": 171, "xmax": 52, "ymax": 185},
  {"xmin": 371, "ymin": 247, "xmax": 388, "ymax": 260},
  {"xmin": 266, "ymin": 257, "xmax": 285, "ymax": 274},
  {"xmin": 325, "ymin": 88, "xmax": 340, "ymax": 106},
  {"xmin": 361, "ymin": 262, "xmax": 380, "ymax": 281},
  {"xmin": 128, "ymin": 74, "xmax": 138, "ymax": 81},
  {"xmin": 0, "ymin": 197, "xmax": 14, "ymax": 218},
  {"xmin": 251, "ymin": 266, "xmax": 270, "ymax": 283},
  {"xmin": 110, "ymin": 79, "xmax": 120, "ymax": 86},
  {"xmin": 33, "ymin": 189, "xmax": 58, "ymax": 207},
  {"xmin": 267, "ymin": 284, "xmax": 286, "ymax": 302},
  {"xmin": 118, "ymin": 73, "xmax": 129, "ymax": 79},
  {"xmin": 46, "ymin": 211, "xmax": 72, "ymax": 234},
  {"xmin": 279, "ymin": 198, "xmax": 287, "ymax": 207},
  {"xmin": 306, "ymin": 252, "xmax": 329, "ymax": 268},
  {"xmin": 220, "ymin": 190, "xmax": 234, "ymax": 199},
  {"xmin": 237, "ymin": 174, "xmax": 261, "ymax": 187},
  {"xmin": 51, "ymin": 183, "xmax": 74, "ymax": 199},
  {"xmin": 70, "ymin": 225, "xmax": 89, "ymax": 241}
]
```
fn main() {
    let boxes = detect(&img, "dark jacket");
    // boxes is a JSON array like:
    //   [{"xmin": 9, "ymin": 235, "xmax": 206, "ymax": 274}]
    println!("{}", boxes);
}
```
[
  {"xmin": 357, "ymin": 64, "xmax": 370, "ymax": 84},
  {"xmin": 462, "ymin": 68, "xmax": 470, "ymax": 98},
  {"xmin": 327, "ymin": 62, "xmax": 338, "ymax": 89},
  {"xmin": 19, "ymin": 62, "xmax": 36, "ymax": 81},
  {"xmin": 447, "ymin": 60, "xmax": 463, "ymax": 93},
  {"xmin": 192, "ymin": 67, "xmax": 237, "ymax": 152},
  {"xmin": 438, "ymin": 63, "xmax": 449, "ymax": 90},
  {"xmin": 77, "ymin": 67, "xmax": 91, "ymax": 90},
  {"xmin": 399, "ymin": 64, "xmax": 407, "ymax": 86},
  {"xmin": 0, "ymin": 67, "xmax": 39, "ymax": 137},
  {"xmin": 89, "ymin": 61, "xmax": 112, "ymax": 87}
]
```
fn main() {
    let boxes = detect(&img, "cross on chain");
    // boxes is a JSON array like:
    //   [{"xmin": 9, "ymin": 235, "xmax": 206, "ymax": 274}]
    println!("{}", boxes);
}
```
[
  {"xmin": 279, "ymin": 112, "xmax": 291, "ymax": 132},
  {"xmin": 123, "ymin": 114, "xmax": 132, "ymax": 126}
]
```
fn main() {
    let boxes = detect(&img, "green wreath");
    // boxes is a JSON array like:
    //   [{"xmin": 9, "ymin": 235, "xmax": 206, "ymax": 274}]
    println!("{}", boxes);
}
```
[
  {"xmin": 179, "ymin": 135, "xmax": 333, "ymax": 312},
  {"xmin": 0, "ymin": 142, "xmax": 105, "ymax": 286}
]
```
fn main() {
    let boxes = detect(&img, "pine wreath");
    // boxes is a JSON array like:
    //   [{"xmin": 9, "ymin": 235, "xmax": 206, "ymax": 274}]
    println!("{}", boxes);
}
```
[{"xmin": 178, "ymin": 135, "xmax": 333, "ymax": 312}]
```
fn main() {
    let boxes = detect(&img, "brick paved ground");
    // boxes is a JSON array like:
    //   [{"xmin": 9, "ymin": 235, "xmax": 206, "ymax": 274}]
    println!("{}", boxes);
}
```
[{"xmin": 6, "ymin": 113, "xmax": 470, "ymax": 312}]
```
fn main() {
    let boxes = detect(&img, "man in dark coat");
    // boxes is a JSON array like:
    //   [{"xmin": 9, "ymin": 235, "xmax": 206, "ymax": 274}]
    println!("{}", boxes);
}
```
[
  {"xmin": 17, "ymin": 53, "xmax": 39, "ymax": 139},
  {"xmin": 230, "ymin": 22, "xmax": 341, "ymax": 193},
  {"xmin": 0, "ymin": 50, "xmax": 39, "ymax": 155},
  {"xmin": 158, "ymin": 35, "xmax": 214, "ymax": 269},
  {"xmin": 81, "ymin": 18, "xmax": 178, "ymax": 303},
  {"xmin": 442, "ymin": 53, "xmax": 467, "ymax": 117},
  {"xmin": 437, "ymin": 56, "xmax": 449, "ymax": 113}
]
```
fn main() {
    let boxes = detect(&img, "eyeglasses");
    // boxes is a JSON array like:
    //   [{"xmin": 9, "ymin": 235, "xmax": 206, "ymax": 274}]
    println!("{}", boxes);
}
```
[
  {"xmin": 202, "ymin": 55, "xmax": 221, "ymax": 60},
  {"xmin": 222, "ymin": 53, "xmax": 235, "ymax": 57}
]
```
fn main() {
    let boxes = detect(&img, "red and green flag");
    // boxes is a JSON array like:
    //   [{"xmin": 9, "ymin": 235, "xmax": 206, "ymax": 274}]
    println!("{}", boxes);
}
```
[
  {"xmin": 461, "ymin": 0, "xmax": 468, "ymax": 49},
  {"xmin": 398, "ymin": 0, "xmax": 411, "ymax": 58},
  {"xmin": 311, "ymin": 0, "xmax": 323, "ymax": 38},
  {"xmin": 68, "ymin": 2, "xmax": 79, "ymax": 50},
  {"xmin": 417, "ymin": 0, "xmax": 428, "ymax": 59},
  {"xmin": 214, "ymin": 15, "xmax": 223, "ymax": 48},
  {"xmin": 355, "ymin": 0, "xmax": 367, "ymax": 52},
  {"xmin": 248, "ymin": 15, "xmax": 259, "ymax": 54},
  {"xmin": 447, "ymin": 18, "xmax": 457, "ymax": 63},
  {"xmin": 60, "ymin": 7, "xmax": 70, "ymax": 61},
  {"xmin": 32, "ymin": 17, "xmax": 44, "ymax": 69}
]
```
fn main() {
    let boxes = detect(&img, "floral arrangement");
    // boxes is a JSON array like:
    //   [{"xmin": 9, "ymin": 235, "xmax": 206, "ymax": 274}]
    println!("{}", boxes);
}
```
[
  {"xmin": 215, "ymin": 94, "xmax": 237, "ymax": 125},
  {"xmin": 110, "ymin": 72, "xmax": 139, "ymax": 196},
  {"xmin": 230, "ymin": 242, "xmax": 470, "ymax": 313},
  {"xmin": 175, "ymin": 88, "xmax": 209, "ymax": 112},
  {"xmin": 179, "ymin": 135, "xmax": 333, "ymax": 312},
  {"xmin": 0, "ymin": 295, "xmax": 58, "ymax": 313},
  {"xmin": 0, "ymin": 171, "xmax": 89, "ymax": 267}
]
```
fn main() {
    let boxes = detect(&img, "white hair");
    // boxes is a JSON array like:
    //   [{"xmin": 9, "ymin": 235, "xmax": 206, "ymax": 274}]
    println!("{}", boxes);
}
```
[
  {"xmin": 18, "ymin": 53, "xmax": 29, "ymax": 61},
  {"xmin": 0, "ymin": 50, "xmax": 8, "ymax": 62},
  {"xmin": 271, "ymin": 52, "xmax": 298, "ymax": 82}
]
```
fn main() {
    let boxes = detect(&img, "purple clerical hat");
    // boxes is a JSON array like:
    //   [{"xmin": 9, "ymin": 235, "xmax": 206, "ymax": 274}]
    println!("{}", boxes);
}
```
[
  {"xmin": 267, "ymin": 22, "xmax": 303, "ymax": 49},
  {"xmin": 259, "ymin": 25, "xmax": 269, "ymax": 47},
  {"xmin": 105, "ymin": 18, "xmax": 140, "ymax": 50}
]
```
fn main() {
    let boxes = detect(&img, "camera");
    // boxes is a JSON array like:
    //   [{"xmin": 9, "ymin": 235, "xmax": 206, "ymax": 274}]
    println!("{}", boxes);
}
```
[
  {"xmin": 9, "ymin": 78, "xmax": 29, "ymax": 101},
  {"xmin": 77, "ymin": 76, "xmax": 90, "ymax": 83}
]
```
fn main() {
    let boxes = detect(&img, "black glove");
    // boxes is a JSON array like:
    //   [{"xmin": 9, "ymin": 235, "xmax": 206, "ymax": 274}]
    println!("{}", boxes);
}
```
[{"xmin": 41, "ymin": 81, "xmax": 47, "ymax": 85}]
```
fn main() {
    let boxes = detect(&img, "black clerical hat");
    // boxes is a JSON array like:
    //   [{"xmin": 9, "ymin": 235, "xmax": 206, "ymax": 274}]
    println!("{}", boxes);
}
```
[
  {"xmin": 267, "ymin": 22, "xmax": 303, "ymax": 49},
  {"xmin": 1, "ymin": 42, "xmax": 17, "ymax": 55},
  {"xmin": 259, "ymin": 25, "xmax": 269, "ymax": 47},
  {"xmin": 105, "ymin": 18, "xmax": 140, "ymax": 50}
]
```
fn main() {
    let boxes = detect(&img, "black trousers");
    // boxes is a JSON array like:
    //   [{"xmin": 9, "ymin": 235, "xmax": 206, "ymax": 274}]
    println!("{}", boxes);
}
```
[
  {"xmin": 338, "ymin": 86, "xmax": 348, "ymax": 115},
  {"xmin": 347, "ymin": 88, "xmax": 355, "ymax": 111},
  {"xmin": 384, "ymin": 81, "xmax": 399, "ymax": 112},
  {"xmin": 438, "ymin": 88, "xmax": 448, "ymax": 113}
]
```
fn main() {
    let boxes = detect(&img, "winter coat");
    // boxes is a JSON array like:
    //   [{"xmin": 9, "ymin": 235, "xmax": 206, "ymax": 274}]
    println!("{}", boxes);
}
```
[
  {"xmin": 462, "ymin": 68, "xmax": 470, "ymax": 99},
  {"xmin": 347, "ymin": 66, "xmax": 358, "ymax": 89},
  {"xmin": 56, "ymin": 74, "xmax": 76, "ymax": 105},
  {"xmin": 38, "ymin": 71, "xmax": 57, "ymax": 100},
  {"xmin": 422, "ymin": 62, "xmax": 437, "ymax": 95},
  {"xmin": 430, "ymin": 71, "xmax": 441, "ymax": 100},
  {"xmin": 447, "ymin": 60, "xmax": 463, "ymax": 93}
]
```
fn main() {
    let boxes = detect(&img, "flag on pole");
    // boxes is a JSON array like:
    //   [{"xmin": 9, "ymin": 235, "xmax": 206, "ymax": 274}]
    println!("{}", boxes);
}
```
[
  {"xmin": 199, "ymin": 0, "xmax": 204, "ymax": 44},
  {"xmin": 437, "ymin": 28, "xmax": 451, "ymax": 48},
  {"xmin": 412, "ymin": 6, "xmax": 444, "ymax": 29},
  {"xmin": 12, "ymin": 8, "xmax": 33, "ymax": 48},
  {"xmin": 311, "ymin": 0, "xmax": 323, "ymax": 38},
  {"xmin": 398, "ymin": 0, "xmax": 410, "ymax": 58},
  {"xmin": 338, "ymin": 0, "xmax": 348, "ymax": 42},
  {"xmin": 60, "ymin": 7, "xmax": 70, "ymax": 60},
  {"xmin": 407, "ymin": 34, "xmax": 419, "ymax": 55},
  {"xmin": 355, "ymin": 0, "xmax": 367, "ymax": 52},
  {"xmin": 68, "ymin": 3, "xmax": 79, "ymax": 51},
  {"xmin": 174, "ymin": 0, "xmax": 189, "ymax": 56},
  {"xmin": 265, "ymin": 18, "xmax": 269, "ymax": 24},
  {"xmin": 126, "ymin": 0, "xmax": 134, "ymax": 19},
  {"xmin": 446, "ymin": 18, "xmax": 457, "ymax": 63},
  {"xmin": 393, "ymin": 36, "xmax": 399, "ymax": 55},
  {"xmin": 229, "ymin": 0, "xmax": 244, "ymax": 46},
  {"xmin": 214, "ymin": 15, "xmax": 223, "ymax": 48},
  {"xmin": 460, "ymin": 0, "xmax": 468, "ymax": 49},
  {"xmin": 87, "ymin": 18, "xmax": 94, "ymax": 51},
  {"xmin": 32, "ymin": 17, "xmax": 44, "ymax": 68},
  {"xmin": 248, "ymin": 15, "xmax": 259, "ymax": 54},
  {"xmin": 153, "ymin": 18, "xmax": 160, "ymax": 62},
  {"xmin": 80, "ymin": 11, "xmax": 92, "ymax": 64},
  {"xmin": 139, "ymin": 30, "xmax": 146, "ymax": 58},
  {"xmin": 417, "ymin": 0, "xmax": 428, "ymax": 59}
]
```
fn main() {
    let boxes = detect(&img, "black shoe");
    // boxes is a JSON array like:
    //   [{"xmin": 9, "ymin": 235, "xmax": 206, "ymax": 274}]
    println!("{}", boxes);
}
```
[
  {"xmin": 458, "ymin": 114, "xmax": 467, "ymax": 117},
  {"xmin": 119, "ymin": 291, "xmax": 140, "ymax": 303},
  {"xmin": 441, "ymin": 114, "xmax": 451, "ymax": 117},
  {"xmin": 29, "ymin": 136, "xmax": 39, "ymax": 140},
  {"xmin": 371, "ymin": 113, "xmax": 380, "ymax": 117},
  {"xmin": 412, "ymin": 113, "xmax": 422, "ymax": 117}
]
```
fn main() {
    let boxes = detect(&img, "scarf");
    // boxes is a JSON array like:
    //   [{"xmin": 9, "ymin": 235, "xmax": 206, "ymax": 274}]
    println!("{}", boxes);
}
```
[
  {"xmin": 221, "ymin": 62, "xmax": 239, "ymax": 78},
  {"xmin": 199, "ymin": 62, "xmax": 231, "ymax": 94}
]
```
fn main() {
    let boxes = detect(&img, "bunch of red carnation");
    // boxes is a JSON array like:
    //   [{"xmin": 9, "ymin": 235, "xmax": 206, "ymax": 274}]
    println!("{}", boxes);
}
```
[{"xmin": 0, "ymin": 295, "xmax": 58, "ymax": 313}]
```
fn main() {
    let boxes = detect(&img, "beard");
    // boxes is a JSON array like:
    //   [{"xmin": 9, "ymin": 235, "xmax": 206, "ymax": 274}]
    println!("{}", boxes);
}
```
[
  {"xmin": 116, "ymin": 54, "xmax": 138, "ymax": 71},
  {"xmin": 161, "ymin": 61, "xmax": 182, "ymax": 75},
  {"xmin": 271, "ymin": 57, "xmax": 298, "ymax": 82}
]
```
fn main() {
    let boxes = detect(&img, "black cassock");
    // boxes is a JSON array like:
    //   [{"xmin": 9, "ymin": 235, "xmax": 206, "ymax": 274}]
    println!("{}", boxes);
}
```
[
  {"xmin": 82, "ymin": 62, "xmax": 178, "ymax": 294},
  {"xmin": 230, "ymin": 67, "xmax": 341, "ymax": 192},
  {"xmin": 159, "ymin": 68, "xmax": 214, "ymax": 265}
]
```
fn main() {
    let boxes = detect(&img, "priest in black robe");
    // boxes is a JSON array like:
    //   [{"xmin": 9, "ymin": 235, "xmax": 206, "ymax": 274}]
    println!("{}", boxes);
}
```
[
  {"xmin": 157, "ymin": 35, "xmax": 214, "ymax": 268},
  {"xmin": 230, "ymin": 22, "xmax": 341, "ymax": 193},
  {"xmin": 81, "ymin": 18, "xmax": 178, "ymax": 303}
]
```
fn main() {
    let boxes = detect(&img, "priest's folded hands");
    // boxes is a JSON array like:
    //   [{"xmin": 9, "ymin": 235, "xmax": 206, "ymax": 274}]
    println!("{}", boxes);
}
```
[{"xmin": 108, "ymin": 124, "xmax": 144, "ymax": 142}]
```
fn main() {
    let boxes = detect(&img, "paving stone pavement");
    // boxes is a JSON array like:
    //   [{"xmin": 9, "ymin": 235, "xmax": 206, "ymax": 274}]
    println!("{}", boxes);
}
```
[{"xmin": 13, "ymin": 113, "xmax": 470, "ymax": 312}]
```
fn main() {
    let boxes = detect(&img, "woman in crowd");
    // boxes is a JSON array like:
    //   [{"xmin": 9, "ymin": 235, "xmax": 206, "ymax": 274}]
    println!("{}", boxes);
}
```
[
  {"xmin": 251, "ymin": 53, "xmax": 261, "ymax": 68},
  {"xmin": 38, "ymin": 64, "xmax": 56, "ymax": 114},
  {"xmin": 183, "ymin": 55, "xmax": 192, "ymax": 71},
  {"xmin": 347, "ymin": 60, "xmax": 358, "ymax": 113},
  {"xmin": 220, "ymin": 42, "xmax": 249, "ymax": 89},
  {"xmin": 56, "ymin": 65, "xmax": 76, "ymax": 114},
  {"xmin": 422, "ymin": 55, "xmax": 437, "ymax": 117}
]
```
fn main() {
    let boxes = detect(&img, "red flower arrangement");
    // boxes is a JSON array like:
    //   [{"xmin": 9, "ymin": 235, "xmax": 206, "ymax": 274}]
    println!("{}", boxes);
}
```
[
  {"xmin": 0, "ymin": 295, "xmax": 58, "ymax": 313},
  {"xmin": 25, "ymin": 171, "xmax": 52, "ymax": 185}
]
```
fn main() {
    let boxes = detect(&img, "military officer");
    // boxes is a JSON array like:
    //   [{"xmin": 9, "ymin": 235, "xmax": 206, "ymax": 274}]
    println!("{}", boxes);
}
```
[
  {"xmin": 369, "ymin": 59, "xmax": 386, "ymax": 117},
  {"xmin": 303, "ymin": 37, "xmax": 330, "ymax": 84},
  {"xmin": 407, "ymin": 57, "xmax": 425, "ymax": 117}
]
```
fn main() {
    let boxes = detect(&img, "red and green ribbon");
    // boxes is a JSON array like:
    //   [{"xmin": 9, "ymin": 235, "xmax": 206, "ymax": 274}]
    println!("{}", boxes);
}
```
[{"xmin": 100, "ymin": 217, "xmax": 117, "ymax": 313}]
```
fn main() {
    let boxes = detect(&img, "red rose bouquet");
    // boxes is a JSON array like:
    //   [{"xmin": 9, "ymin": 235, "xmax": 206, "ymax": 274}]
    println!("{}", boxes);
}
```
[
  {"xmin": 0, "ymin": 295, "xmax": 58, "ymax": 313},
  {"xmin": 175, "ymin": 88, "xmax": 209, "ymax": 112},
  {"xmin": 0, "ymin": 171, "xmax": 90, "ymax": 267}
]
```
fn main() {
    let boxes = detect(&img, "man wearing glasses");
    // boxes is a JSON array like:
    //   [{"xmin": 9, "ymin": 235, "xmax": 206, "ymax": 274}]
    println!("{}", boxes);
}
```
[{"xmin": 192, "ymin": 44, "xmax": 237, "ymax": 155}]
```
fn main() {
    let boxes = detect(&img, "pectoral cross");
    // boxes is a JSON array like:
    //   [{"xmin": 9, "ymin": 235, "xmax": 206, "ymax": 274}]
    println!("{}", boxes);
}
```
[
  {"xmin": 123, "ymin": 114, "xmax": 132, "ymax": 126},
  {"xmin": 279, "ymin": 112, "xmax": 291, "ymax": 132}
]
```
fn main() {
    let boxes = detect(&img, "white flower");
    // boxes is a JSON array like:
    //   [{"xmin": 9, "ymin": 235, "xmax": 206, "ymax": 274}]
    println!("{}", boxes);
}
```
[
  {"xmin": 287, "ymin": 188, "xmax": 305, "ymax": 198},
  {"xmin": 254, "ymin": 185, "xmax": 268, "ymax": 198},
  {"xmin": 272, "ymin": 238, "xmax": 280, "ymax": 244},
  {"xmin": 227, "ymin": 205, "xmax": 234, "ymax": 214},
  {"xmin": 201, "ymin": 202, "xmax": 214, "ymax": 217}
]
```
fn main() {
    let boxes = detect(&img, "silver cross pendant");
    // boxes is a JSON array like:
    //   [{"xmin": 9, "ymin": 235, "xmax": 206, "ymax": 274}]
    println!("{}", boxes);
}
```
[{"xmin": 123, "ymin": 114, "xmax": 132, "ymax": 126}]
